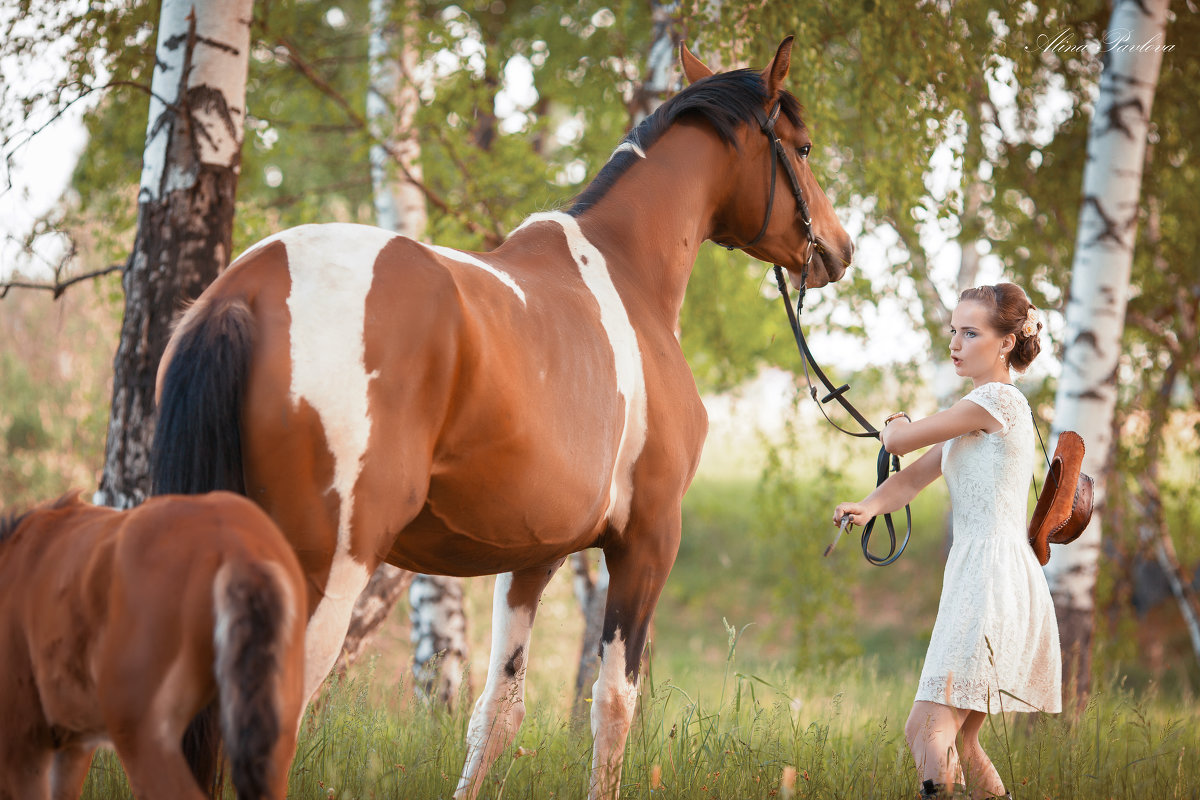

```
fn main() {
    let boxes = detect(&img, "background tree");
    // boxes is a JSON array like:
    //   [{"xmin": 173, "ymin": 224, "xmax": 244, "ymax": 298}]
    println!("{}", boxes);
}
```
[
  {"xmin": 1042, "ymin": 0, "xmax": 1174, "ymax": 698},
  {"xmin": 94, "ymin": 0, "xmax": 254, "ymax": 508}
]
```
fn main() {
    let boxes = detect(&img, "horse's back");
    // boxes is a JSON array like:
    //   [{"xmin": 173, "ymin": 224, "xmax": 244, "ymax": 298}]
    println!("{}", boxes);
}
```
[{"xmin": 171, "ymin": 223, "xmax": 631, "ymax": 569}]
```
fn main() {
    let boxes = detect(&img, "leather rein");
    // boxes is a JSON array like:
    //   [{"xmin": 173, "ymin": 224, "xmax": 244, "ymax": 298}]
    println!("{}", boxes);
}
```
[{"xmin": 729, "ymin": 98, "xmax": 913, "ymax": 566}]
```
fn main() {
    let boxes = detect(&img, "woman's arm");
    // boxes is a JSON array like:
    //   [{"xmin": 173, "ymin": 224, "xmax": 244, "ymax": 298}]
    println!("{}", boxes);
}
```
[
  {"xmin": 880, "ymin": 398, "xmax": 1000, "ymax": 457},
  {"xmin": 832, "ymin": 442, "xmax": 944, "ymax": 526}
]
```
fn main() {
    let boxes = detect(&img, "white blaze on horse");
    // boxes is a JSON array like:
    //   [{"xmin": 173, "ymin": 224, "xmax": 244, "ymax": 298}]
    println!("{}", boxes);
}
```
[
  {"xmin": 151, "ymin": 37, "xmax": 853, "ymax": 798},
  {"xmin": 0, "ymin": 492, "xmax": 307, "ymax": 800}
]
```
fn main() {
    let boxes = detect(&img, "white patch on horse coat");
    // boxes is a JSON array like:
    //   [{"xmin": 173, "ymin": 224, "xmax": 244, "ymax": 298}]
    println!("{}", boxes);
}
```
[
  {"xmin": 424, "ymin": 243, "xmax": 527, "ymax": 304},
  {"xmin": 589, "ymin": 635, "xmax": 639, "ymax": 800},
  {"xmin": 282, "ymin": 223, "xmax": 385, "ymax": 699},
  {"xmin": 612, "ymin": 140, "xmax": 646, "ymax": 159},
  {"xmin": 512, "ymin": 212, "xmax": 648, "ymax": 531},
  {"xmin": 455, "ymin": 572, "xmax": 535, "ymax": 799}
]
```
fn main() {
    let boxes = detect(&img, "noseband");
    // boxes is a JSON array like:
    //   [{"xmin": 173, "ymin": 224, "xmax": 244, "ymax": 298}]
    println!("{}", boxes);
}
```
[{"xmin": 724, "ymin": 98, "xmax": 912, "ymax": 566}]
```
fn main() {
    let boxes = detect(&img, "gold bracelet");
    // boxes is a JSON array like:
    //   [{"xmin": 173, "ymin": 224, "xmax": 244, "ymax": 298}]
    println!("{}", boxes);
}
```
[{"xmin": 884, "ymin": 412, "xmax": 911, "ymax": 426}]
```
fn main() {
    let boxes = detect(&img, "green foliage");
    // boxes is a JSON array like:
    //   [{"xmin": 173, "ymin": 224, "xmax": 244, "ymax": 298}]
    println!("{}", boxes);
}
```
[
  {"xmin": 751, "ymin": 417, "xmax": 861, "ymax": 670},
  {"xmin": 56, "ymin": 0, "xmax": 653, "ymax": 256}
]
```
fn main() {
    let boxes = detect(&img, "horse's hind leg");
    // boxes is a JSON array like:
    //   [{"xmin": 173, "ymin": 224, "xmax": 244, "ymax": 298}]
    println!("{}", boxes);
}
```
[
  {"xmin": 454, "ymin": 562, "xmax": 564, "ymax": 800},
  {"xmin": 588, "ymin": 512, "xmax": 682, "ymax": 800}
]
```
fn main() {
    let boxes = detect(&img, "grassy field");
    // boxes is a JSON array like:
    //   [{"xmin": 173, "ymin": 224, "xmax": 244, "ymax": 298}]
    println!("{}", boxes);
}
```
[
  {"xmin": 82, "ymin": 653, "xmax": 1199, "ymax": 799},
  {"xmin": 80, "ymin": 414, "xmax": 1200, "ymax": 799}
]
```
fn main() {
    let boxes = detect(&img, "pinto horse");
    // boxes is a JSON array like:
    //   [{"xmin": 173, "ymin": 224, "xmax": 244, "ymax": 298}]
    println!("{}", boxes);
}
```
[
  {"xmin": 152, "ymin": 37, "xmax": 853, "ymax": 798},
  {"xmin": 0, "ymin": 491, "xmax": 307, "ymax": 800}
]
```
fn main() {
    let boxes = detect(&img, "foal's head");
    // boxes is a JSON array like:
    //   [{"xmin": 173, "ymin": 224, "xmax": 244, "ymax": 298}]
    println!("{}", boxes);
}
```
[{"xmin": 682, "ymin": 37, "xmax": 854, "ymax": 288}]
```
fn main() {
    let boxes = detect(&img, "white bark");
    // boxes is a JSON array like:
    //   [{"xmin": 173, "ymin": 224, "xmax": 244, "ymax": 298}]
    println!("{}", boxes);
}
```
[
  {"xmin": 410, "ymin": 573, "xmax": 470, "ymax": 706},
  {"xmin": 139, "ymin": 0, "xmax": 251, "ymax": 204},
  {"xmin": 368, "ymin": 0, "xmax": 426, "ymax": 238},
  {"xmin": 97, "ymin": 0, "xmax": 252, "ymax": 509},
  {"xmin": 1044, "ymin": 0, "xmax": 1171, "ymax": 694},
  {"xmin": 571, "ymin": 551, "xmax": 609, "ymax": 716}
]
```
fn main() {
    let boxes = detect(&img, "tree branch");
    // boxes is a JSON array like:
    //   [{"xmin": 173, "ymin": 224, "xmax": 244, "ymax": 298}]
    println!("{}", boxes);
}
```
[
  {"xmin": 2, "ymin": 79, "xmax": 161, "ymax": 195},
  {"xmin": 276, "ymin": 36, "xmax": 501, "ymax": 246},
  {"xmin": 1, "ymin": 263, "xmax": 124, "ymax": 300}
]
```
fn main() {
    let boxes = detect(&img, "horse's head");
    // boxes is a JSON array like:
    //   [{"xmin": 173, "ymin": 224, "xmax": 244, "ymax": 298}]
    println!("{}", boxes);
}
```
[{"xmin": 683, "ymin": 37, "xmax": 854, "ymax": 289}]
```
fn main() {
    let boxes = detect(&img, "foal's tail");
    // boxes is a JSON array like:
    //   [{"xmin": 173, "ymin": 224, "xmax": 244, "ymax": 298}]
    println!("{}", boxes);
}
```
[
  {"xmin": 152, "ymin": 297, "xmax": 257, "ymax": 792},
  {"xmin": 151, "ymin": 296, "xmax": 256, "ymax": 497},
  {"xmin": 213, "ymin": 558, "xmax": 300, "ymax": 800}
]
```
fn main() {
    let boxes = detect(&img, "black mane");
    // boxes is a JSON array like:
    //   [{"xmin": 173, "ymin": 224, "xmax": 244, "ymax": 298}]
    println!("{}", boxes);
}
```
[
  {"xmin": 568, "ymin": 68, "xmax": 805, "ymax": 216},
  {"xmin": 0, "ymin": 509, "xmax": 31, "ymax": 547},
  {"xmin": 0, "ymin": 492, "xmax": 81, "ymax": 548}
]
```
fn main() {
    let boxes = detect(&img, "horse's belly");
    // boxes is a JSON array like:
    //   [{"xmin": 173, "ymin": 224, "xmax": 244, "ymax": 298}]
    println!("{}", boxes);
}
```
[{"xmin": 387, "ymin": 466, "xmax": 609, "ymax": 576}]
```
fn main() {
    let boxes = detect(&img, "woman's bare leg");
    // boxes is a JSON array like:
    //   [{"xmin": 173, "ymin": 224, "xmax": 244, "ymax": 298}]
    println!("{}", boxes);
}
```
[
  {"xmin": 905, "ymin": 701, "xmax": 969, "ymax": 787},
  {"xmin": 959, "ymin": 710, "xmax": 1006, "ymax": 798}
]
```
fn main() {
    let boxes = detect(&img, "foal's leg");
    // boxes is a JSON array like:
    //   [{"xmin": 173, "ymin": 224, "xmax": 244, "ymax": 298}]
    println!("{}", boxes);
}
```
[
  {"xmin": 49, "ymin": 744, "xmax": 97, "ymax": 800},
  {"xmin": 0, "ymin": 749, "xmax": 51, "ymax": 800},
  {"xmin": 588, "ymin": 515, "xmax": 681, "ymax": 800},
  {"xmin": 101, "ymin": 652, "xmax": 214, "ymax": 800},
  {"xmin": 0, "ymin": 670, "xmax": 53, "ymax": 800},
  {"xmin": 454, "ymin": 563, "xmax": 563, "ymax": 800}
]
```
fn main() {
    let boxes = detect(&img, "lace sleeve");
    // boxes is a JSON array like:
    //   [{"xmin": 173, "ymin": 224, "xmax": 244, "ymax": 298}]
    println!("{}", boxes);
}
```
[{"xmin": 964, "ymin": 382, "xmax": 1018, "ymax": 435}]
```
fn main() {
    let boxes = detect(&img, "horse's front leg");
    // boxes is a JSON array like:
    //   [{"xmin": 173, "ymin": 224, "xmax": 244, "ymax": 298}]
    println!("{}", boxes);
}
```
[
  {"xmin": 454, "ymin": 562, "xmax": 563, "ymax": 800},
  {"xmin": 589, "ymin": 511, "xmax": 681, "ymax": 800}
]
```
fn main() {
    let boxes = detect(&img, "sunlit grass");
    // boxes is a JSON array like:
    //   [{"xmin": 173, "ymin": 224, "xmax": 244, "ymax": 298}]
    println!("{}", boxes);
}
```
[{"xmin": 83, "ymin": 644, "xmax": 1199, "ymax": 799}]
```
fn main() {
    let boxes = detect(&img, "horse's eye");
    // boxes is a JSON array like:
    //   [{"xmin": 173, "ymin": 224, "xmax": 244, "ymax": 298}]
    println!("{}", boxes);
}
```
[{"xmin": 797, "ymin": 144, "xmax": 811, "ymax": 160}]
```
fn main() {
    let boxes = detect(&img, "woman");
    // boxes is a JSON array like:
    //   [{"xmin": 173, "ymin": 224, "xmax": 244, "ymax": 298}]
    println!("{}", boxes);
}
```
[{"xmin": 833, "ymin": 283, "xmax": 1061, "ymax": 800}]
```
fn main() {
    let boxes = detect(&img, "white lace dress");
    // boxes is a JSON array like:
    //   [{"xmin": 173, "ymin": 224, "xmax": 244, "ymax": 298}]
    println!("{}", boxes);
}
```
[{"xmin": 914, "ymin": 381, "xmax": 1062, "ymax": 713}]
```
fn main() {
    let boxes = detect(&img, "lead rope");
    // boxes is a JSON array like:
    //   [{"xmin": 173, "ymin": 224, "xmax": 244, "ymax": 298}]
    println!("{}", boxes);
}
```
[{"xmin": 772, "ymin": 264, "xmax": 912, "ymax": 566}]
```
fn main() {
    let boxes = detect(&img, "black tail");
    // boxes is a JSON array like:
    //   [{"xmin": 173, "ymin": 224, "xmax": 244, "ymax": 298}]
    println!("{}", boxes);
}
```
[
  {"xmin": 154, "ymin": 298, "xmax": 256, "ymax": 793},
  {"xmin": 152, "ymin": 297, "xmax": 256, "ymax": 497},
  {"xmin": 214, "ymin": 560, "xmax": 291, "ymax": 800}
]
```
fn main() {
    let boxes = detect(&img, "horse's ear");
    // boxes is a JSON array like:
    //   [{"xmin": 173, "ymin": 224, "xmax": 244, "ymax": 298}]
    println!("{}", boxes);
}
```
[
  {"xmin": 680, "ymin": 41, "xmax": 714, "ymax": 84},
  {"xmin": 761, "ymin": 36, "xmax": 795, "ymax": 97}
]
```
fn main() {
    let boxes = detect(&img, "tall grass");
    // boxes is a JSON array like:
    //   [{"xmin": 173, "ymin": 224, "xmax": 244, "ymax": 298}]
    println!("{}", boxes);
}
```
[{"xmin": 83, "ymin": 646, "xmax": 1198, "ymax": 799}]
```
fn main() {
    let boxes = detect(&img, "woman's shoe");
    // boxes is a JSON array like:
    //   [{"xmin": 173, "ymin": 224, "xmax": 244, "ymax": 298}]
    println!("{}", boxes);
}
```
[{"xmin": 919, "ymin": 780, "xmax": 969, "ymax": 798}]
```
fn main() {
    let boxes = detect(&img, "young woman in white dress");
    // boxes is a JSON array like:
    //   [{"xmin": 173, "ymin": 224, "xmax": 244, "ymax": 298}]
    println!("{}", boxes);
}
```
[{"xmin": 833, "ymin": 283, "xmax": 1062, "ymax": 800}]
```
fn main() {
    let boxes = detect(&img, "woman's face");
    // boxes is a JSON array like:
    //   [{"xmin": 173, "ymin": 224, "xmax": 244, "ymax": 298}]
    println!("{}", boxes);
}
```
[{"xmin": 949, "ymin": 300, "xmax": 1011, "ymax": 381}]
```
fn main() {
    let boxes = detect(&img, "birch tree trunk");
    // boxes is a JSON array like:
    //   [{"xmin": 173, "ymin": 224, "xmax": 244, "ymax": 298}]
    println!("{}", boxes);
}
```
[
  {"xmin": 95, "ymin": 0, "xmax": 253, "ymax": 509},
  {"xmin": 1044, "ymin": 0, "xmax": 1171, "ymax": 701},
  {"xmin": 337, "ymin": 0, "xmax": 472, "ymax": 708},
  {"xmin": 571, "ymin": 551, "xmax": 609, "ymax": 718},
  {"xmin": 368, "ymin": 0, "xmax": 427, "ymax": 238}
]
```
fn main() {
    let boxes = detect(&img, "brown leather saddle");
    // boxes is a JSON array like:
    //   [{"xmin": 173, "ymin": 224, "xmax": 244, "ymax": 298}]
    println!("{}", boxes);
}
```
[{"xmin": 1028, "ymin": 430, "xmax": 1094, "ymax": 565}]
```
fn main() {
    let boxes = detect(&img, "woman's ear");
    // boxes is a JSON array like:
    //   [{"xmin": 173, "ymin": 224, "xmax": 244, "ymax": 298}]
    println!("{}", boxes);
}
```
[{"xmin": 1001, "ymin": 333, "xmax": 1016, "ymax": 357}]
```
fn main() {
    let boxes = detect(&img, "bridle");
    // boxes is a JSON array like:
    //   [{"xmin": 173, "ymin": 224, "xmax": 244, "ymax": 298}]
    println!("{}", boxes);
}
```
[
  {"xmin": 728, "ymin": 97, "xmax": 913, "ymax": 566},
  {"xmin": 714, "ymin": 99, "xmax": 816, "ymax": 268}
]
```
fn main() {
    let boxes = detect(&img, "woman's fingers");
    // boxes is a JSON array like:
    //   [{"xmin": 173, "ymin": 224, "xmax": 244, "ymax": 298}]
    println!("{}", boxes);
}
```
[{"xmin": 833, "ymin": 503, "xmax": 862, "ymax": 525}]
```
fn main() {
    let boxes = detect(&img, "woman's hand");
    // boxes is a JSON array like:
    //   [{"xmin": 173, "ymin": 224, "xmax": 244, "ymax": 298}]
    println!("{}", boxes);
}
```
[{"xmin": 832, "ymin": 501, "xmax": 874, "ymax": 527}]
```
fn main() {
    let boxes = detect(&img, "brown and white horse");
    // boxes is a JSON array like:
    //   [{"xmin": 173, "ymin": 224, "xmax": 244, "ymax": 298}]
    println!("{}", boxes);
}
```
[
  {"xmin": 0, "ymin": 491, "xmax": 307, "ymax": 800},
  {"xmin": 152, "ymin": 38, "xmax": 853, "ymax": 798}
]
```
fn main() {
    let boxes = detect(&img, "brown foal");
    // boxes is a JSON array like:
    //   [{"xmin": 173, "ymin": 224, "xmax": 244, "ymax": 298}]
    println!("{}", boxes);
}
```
[{"xmin": 0, "ymin": 492, "xmax": 307, "ymax": 800}]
